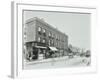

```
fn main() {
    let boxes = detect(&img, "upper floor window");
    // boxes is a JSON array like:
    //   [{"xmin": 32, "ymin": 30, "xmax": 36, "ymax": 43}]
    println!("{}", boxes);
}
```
[
  {"xmin": 51, "ymin": 40, "xmax": 54, "ymax": 46},
  {"xmin": 38, "ymin": 27, "xmax": 42, "ymax": 32},
  {"xmin": 43, "ymin": 28, "xmax": 46, "ymax": 36},
  {"xmin": 63, "ymin": 38, "xmax": 65, "ymax": 42},
  {"xmin": 42, "ymin": 39, "xmax": 46, "ymax": 43},
  {"xmin": 62, "ymin": 38, "xmax": 64, "ymax": 42},
  {"xmin": 53, "ymin": 34, "xmax": 55, "ymax": 38},
  {"xmin": 51, "ymin": 33, "xmax": 54, "ymax": 38},
  {"xmin": 43, "ymin": 28, "xmax": 46, "ymax": 33},
  {"xmin": 55, "ymin": 35, "xmax": 57, "ymax": 39},
  {"xmin": 56, "ymin": 35, "xmax": 58, "ymax": 40},
  {"xmin": 58, "ymin": 36, "xmax": 60, "ymax": 40},
  {"xmin": 24, "ymin": 35, "xmax": 26, "ymax": 41},
  {"xmin": 60, "ymin": 37, "xmax": 62, "ymax": 41},
  {"xmin": 49, "ymin": 32, "xmax": 51, "ymax": 37},
  {"xmin": 49, "ymin": 40, "xmax": 51, "ymax": 46},
  {"xmin": 38, "ymin": 37, "xmax": 41, "ymax": 42},
  {"xmin": 56, "ymin": 41, "xmax": 58, "ymax": 46}
]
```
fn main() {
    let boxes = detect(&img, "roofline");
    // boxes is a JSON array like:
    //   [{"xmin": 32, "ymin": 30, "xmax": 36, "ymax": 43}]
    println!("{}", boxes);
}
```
[{"xmin": 25, "ymin": 17, "xmax": 68, "ymax": 37}]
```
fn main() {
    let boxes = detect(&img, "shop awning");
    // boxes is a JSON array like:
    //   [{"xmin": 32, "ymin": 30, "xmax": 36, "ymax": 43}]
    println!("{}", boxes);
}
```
[
  {"xmin": 49, "ymin": 47, "xmax": 58, "ymax": 51},
  {"xmin": 35, "ymin": 46, "xmax": 47, "ymax": 49}
]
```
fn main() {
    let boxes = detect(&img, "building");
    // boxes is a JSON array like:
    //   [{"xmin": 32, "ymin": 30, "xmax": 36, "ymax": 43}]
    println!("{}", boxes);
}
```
[{"xmin": 24, "ymin": 17, "xmax": 68, "ymax": 60}]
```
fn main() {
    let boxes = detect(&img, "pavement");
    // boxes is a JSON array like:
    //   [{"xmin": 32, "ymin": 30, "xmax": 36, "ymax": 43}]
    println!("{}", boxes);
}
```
[
  {"xmin": 24, "ymin": 56, "xmax": 69, "ymax": 65},
  {"xmin": 24, "ymin": 56, "xmax": 90, "ymax": 69}
]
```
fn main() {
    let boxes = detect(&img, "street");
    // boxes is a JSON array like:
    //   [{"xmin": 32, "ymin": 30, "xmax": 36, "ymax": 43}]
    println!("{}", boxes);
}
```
[{"xmin": 24, "ymin": 56, "xmax": 90, "ymax": 69}]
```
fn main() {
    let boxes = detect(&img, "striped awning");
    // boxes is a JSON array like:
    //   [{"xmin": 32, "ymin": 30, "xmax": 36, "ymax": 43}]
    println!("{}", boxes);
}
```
[
  {"xmin": 35, "ymin": 46, "xmax": 47, "ymax": 49},
  {"xmin": 49, "ymin": 47, "xmax": 58, "ymax": 51}
]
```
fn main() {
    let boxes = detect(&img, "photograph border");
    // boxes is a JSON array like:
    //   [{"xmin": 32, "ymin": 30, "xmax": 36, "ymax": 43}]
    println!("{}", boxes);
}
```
[{"xmin": 11, "ymin": 1, "xmax": 97, "ymax": 78}]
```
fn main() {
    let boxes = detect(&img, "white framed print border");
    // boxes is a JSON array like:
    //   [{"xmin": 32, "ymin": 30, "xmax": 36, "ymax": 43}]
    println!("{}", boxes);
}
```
[{"xmin": 11, "ymin": 1, "xmax": 97, "ymax": 78}]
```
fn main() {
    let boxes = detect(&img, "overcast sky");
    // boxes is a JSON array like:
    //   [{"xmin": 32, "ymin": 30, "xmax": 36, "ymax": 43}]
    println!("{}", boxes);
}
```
[{"xmin": 23, "ymin": 10, "xmax": 90, "ymax": 50}]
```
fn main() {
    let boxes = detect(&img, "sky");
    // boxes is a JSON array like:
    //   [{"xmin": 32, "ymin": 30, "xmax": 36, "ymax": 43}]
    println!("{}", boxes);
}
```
[{"xmin": 23, "ymin": 10, "xmax": 91, "ymax": 50}]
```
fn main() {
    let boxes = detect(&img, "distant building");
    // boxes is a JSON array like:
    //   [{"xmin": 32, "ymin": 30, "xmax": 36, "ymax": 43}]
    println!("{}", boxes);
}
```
[{"xmin": 24, "ymin": 17, "xmax": 68, "ymax": 60}]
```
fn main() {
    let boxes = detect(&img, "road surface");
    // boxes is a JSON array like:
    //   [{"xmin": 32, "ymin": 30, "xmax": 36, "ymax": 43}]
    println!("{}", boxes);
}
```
[{"xmin": 24, "ymin": 56, "xmax": 90, "ymax": 69}]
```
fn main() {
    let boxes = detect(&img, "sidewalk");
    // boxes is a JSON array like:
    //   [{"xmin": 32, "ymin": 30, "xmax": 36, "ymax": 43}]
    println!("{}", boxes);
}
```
[
  {"xmin": 24, "ymin": 56, "xmax": 88, "ymax": 69},
  {"xmin": 25, "ymin": 56, "xmax": 70, "ymax": 65}
]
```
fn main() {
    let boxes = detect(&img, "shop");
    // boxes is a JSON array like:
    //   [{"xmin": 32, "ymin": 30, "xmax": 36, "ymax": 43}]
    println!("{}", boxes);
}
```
[
  {"xmin": 46, "ymin": 47, "xmax": 58, "ymax": 58},
  {"xmin": 25, "ymin": 42, "xmax": 47, "ymax": 61}
]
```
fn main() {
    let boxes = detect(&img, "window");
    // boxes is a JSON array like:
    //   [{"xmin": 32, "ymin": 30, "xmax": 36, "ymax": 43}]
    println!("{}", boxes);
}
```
[
  {"xmin": 38, "ymin": 27, "xmax": 42, "ymax": 35},
  {"xmin": 60, "ymin": 37, "xmax": 62, "ymax": 41},
  {"xmin": 38, "ymin": 27, "xmax": 42, "ymax": 32},
  {"xmin": 38, "ymin": 37, "xmax": 41, "ymax": 42},
  {"xmin": 55, "ymin": 35, "xmax": 57, "ymax": 40},
  {"xmin": 24, "ymin": 34, "xmax": 27, "ymax": 40},
  {"xmin": 51, "ymin": 33, "xmax": 54, "ymax": 38},
  {"xmin": 43, "ymin": 28, "xmax": 46, "ymax": 33},
  {"xmin": 49, "ymin": 40, "xmax": 51, "ymax": 46},
  {"xmin": 52, "ymin": 40, "xmax": 54, "ymax": 46},
  {"xmin": 58, "ymin": 42, "xmax": 59, "ymax": 47},
  {"xmin": 53, "ymin": 34, "xmax": 55, "ymax": 38},
  {"xmin": 42, "ymin": 39, "xmax": 46, "ymax": 43},
  {"xmin": 49, "ymin": 32, "xmax": 51, "ymax": 37},
  {"xmin": 56, "ymin": 41, "xmax": 58, "ymax": 46},
  {"xmin": 24, "ymin": 32, "xmax": 26, "ymax": 35},
  {"xmin": 62, "ymin": 39, "xmax": 64, "ymax": 42},
  {"xmin": 56, "ymin": 35, "xmax": 58, "ymax": 40},
  {"xmin": 58, "ymin": 36, "xmax": 60, "ymax": 40},
  {"xmin": 52, "ymin": 40, "xmax": 54, "ymax": 44},
  {"xmin": 43, "ymin": 28, "xmax": 46, "ymax": 36}
]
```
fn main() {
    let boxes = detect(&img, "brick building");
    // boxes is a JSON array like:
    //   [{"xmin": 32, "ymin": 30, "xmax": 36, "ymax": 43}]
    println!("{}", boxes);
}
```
[{"xmin": 24, "ymin": 17, "xmax": 68, "ymax": 60}]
